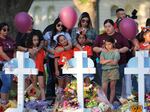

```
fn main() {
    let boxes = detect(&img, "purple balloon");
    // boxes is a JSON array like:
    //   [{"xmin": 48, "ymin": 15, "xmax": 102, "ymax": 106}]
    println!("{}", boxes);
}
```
[
  {"xmin": 14, "ymin": 12, "xmax": 32, "ymax": 33},
  {"xmin": 119, "ymin": 18, "xmax": 138, "ymax": 40}
]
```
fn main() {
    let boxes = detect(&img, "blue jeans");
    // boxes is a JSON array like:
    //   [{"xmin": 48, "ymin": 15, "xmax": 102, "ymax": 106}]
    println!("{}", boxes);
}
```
[
  {"xmin": 125, "ymin": 74, "xmax": 132, "ymax": 97},
  {"xmin": 145, "ymin": 75, "xmax": 150, "ymax": 93},
  {"xmin": 115, "ymin": 64, "xmax": 126, "ymax": 97},
  {"xmin": 132, "ymin": 75, "xmax": 150, "ymax": 93},
  {"xmin": 94, "ymin": 63, "xmax": 102, "ymax": 86},
  {"xmin": 0, "ymin": 71, "xmax": 13, "ymax": 93},
  {"xmin": 132, "ymin": 75, "xmax": 138, "ymax": 92}
]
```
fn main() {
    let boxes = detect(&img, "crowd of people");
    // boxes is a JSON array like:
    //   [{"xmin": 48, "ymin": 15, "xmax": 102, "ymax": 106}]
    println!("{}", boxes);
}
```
[{"xmin": 0, "ymin": 8, "xmax": 150, "ymax": 107}]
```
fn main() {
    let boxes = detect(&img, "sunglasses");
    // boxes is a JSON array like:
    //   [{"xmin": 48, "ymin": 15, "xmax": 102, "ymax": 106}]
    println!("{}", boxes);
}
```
[
  {"xmin": 2, "ymin": 28, "xmax": 9, "ymax": 32},
  {"xmin": 57, "ymin": 24, "xmax": 63, "ymax": 27},
  {"xmin": 141, "ymin": 26, "xmax": 150, "ymax": 31},
  {"xmin": 81, "ymin": 19, "xmax": 89, "ymax": 23}
]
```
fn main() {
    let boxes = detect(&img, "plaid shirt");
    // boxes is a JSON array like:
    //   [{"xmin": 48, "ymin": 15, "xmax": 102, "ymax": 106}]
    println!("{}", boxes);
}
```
[{"xmin": 71, "ymin": 27, "xmax": 97, "ymax": 45}]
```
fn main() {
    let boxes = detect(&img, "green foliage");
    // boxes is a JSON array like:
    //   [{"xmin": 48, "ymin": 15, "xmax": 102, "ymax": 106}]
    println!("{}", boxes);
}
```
[{"xmin": 80, "ymin": 0, "xmax": 88, "ymax": 4}]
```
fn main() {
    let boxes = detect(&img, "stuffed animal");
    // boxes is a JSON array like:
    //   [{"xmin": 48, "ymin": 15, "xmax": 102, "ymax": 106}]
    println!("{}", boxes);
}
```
[{"xmin": 62, "ymin": 56, "xmax": 71, "ymax": 69}]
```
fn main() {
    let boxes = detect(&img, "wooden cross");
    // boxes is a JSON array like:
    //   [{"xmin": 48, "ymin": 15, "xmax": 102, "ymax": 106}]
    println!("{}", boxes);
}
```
[
  {"xmin": 63, "ymin": 51, "xmax": 96, "ymax": 112},
  {"xmin": 4, "ymin": 51, "xmax": 38, "ymax": 112},
  {"xmin": 125, "ymin": 50, "xmax": 150, "ymax": 112}
]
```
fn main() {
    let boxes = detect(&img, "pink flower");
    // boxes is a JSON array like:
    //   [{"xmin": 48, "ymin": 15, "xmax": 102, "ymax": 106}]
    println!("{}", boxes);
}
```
[
  {"xmin": 63, "ymin": 100, "xmax": 68, "ymax": 108},
  {"xmin": 92, "ymin": 107, "xmax": 100, "ymax": 112}
]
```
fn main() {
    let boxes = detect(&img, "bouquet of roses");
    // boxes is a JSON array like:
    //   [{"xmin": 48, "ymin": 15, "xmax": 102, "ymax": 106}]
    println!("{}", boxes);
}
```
[{"xmin": 54, "ymin": 80, "xmax": 110, "ymax": 112}]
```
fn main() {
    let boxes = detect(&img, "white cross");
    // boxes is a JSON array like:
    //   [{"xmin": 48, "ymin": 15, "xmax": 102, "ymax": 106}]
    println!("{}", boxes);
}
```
[
  {"xmin": 63, "ymin": 51, "xmax": 96, "ymax": 112},
  {"xmin": 4, "ymin": 51, "xmax": 38, "ymax": 112},
  {"xmin": 125, "ymin": 50, "xmax": 150, "ymax": 112}
]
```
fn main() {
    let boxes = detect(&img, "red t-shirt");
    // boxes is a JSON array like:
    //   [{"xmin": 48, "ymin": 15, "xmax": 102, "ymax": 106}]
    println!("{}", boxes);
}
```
[
  {"xmin": 54, "ymin": 46, "xmax": 73, "ymax": 65},
  {"xmin": 35, "ymin": 49, "xmax": 45, "ymax": 72},
  {"xmin": 73, "ymin": 45, "xmax": 93, "ymax": 57},
  {"xmin": 0, "ymin": 36, "xmax": 16, "ymax": 61},
  {"xmin": 139, "ymin": 42, "xmax": 150, "ymax": 50}
]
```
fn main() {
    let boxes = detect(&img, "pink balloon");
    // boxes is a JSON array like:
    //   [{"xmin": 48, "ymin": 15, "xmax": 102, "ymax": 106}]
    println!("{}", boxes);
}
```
[
  {"xmin": 14, "ymin": 12, "xmax": 32, "ymax": 33},
  {"xmin": 119, "ymin": 18, "xmax": 138, "ymax": 40},
  {"xmin": 59, "ymin": 6, "xmax": 77, "ymax": 29}
]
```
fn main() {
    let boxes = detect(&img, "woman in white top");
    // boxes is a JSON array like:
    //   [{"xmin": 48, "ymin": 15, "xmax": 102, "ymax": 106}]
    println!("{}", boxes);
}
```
[{"xmin": 43, "ymin": 17, "xmax": 72, "ymax": 100}]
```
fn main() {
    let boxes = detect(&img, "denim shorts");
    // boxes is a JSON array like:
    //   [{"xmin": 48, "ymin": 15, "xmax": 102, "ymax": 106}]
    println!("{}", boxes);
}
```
[{"xmin": 0, "ymin": 71, "xmax": 13, "ymax": 93}]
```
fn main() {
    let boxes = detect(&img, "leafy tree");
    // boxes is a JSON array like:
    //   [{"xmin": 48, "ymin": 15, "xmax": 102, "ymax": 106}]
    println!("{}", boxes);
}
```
[
  {"xmin": 73, "ymin": 0, "xmax": 97, "ymax": 28},
  {"xmin": 0, "ymin": 0, "xmax": 33, "ymax": 37}
]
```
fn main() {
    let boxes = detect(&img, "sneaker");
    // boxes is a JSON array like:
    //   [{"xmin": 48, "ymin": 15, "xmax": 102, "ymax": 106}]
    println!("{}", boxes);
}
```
[{"xmin": 112, "ymin": 101, "xmax": 121, "ymax": 110}]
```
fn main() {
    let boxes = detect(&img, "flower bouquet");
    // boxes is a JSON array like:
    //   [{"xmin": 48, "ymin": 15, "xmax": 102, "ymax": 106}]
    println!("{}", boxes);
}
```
[
  {"xmin": 25, "ymin": 84, "xmax": 41, "ymax": 101},
  {"xmin": 116, "ymin": 91, "xmax": 150, "ymax": 112},
  {"xmin": 115, "ymin": 91, "xmax": 150, "ymax": 112},
  {"xmin": 53, "ymin": 80, "xmax": 111, "ymax": 112},
  {"xmin": 24, "ymin": 100, "xmax": 48, "ymax": 112},
  {"xmin": 145, "ymin": 93, "xmax": 150, "ymax": 110},
  {"xmin": 0, "ymin": 100, "xmax": 17, "ymax": 112},
  {"xmin": 0, "ymin": 103, "xmax": 6, "ymax": 112},
  {"xmin": 24, "ymin": 84, "xmax": 49, "ymax": 111}
]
